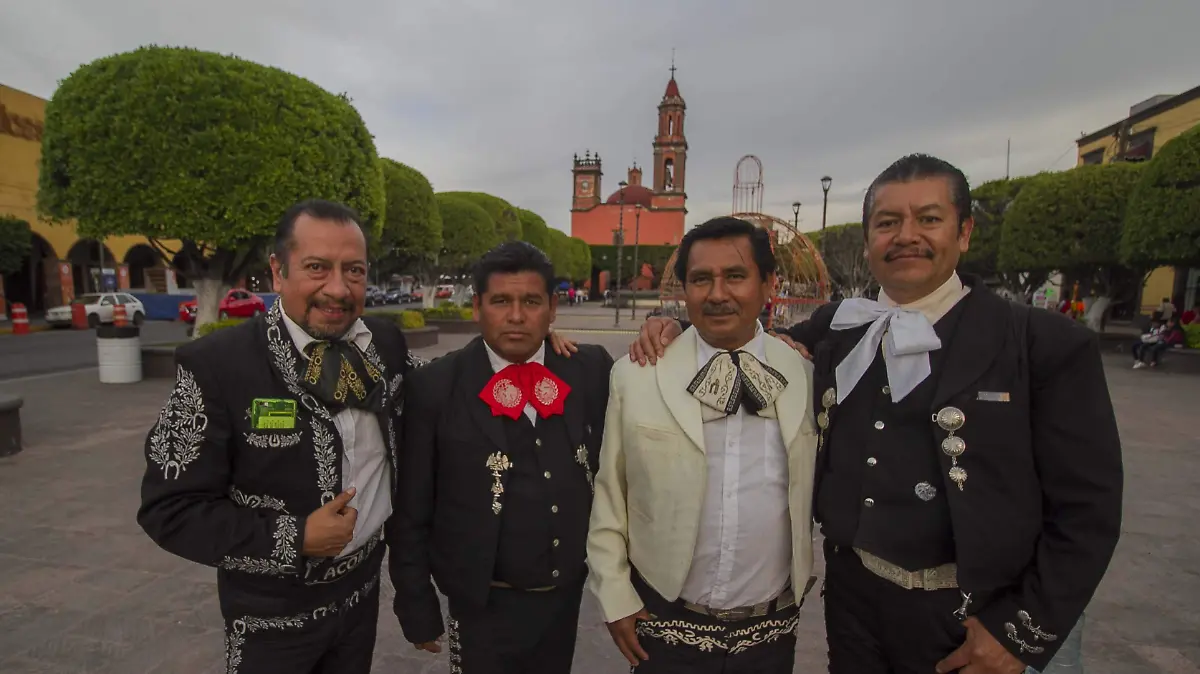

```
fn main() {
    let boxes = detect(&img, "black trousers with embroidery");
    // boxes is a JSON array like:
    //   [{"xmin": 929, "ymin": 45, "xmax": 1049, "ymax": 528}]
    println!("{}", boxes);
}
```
[
  {"xmin": 447, "ymin": 577, "xmax": 585, "ymax": 674},
  {"xmin": 221, "ymin": 575, "xmax": 380, "ymax": 674},
  {"xmin": 823, "ymin": 540, "xmax": 967, "ymax": 674},
  {"xmin": 629, "ymin": 572, "xmax": 798, "ymax": 674}
]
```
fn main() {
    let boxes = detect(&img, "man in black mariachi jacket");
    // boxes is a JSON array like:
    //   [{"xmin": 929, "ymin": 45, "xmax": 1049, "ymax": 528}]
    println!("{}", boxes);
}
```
[
  {"xmin": 630, "ymin": 155, "xmax": 1124, "ymax": 673},
  {"xmin": 137, "ymin": 200, "xmax": 422, "ymax": 674},
  {"xmin": 388, "ymin": 241, "xmax": 614, "ymax": 673}
]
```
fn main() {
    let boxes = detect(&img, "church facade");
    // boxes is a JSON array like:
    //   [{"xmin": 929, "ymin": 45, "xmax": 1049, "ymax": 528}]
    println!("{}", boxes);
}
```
[{"xmin": 570, "ymin": 73, "xmax": 687, "ymax": 246}]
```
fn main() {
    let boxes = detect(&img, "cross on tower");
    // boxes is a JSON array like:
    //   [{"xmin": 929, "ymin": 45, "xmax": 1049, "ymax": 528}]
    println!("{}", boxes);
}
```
[{"xmin": 670, "ymin": 48, "xmax": 676, "ymax": 78}]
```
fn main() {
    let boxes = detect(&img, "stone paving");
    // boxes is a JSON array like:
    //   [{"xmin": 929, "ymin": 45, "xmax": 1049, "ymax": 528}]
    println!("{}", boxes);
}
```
[{"xmin": 0, "ymin": 324, "xmax": 1198, "ymax": 673}]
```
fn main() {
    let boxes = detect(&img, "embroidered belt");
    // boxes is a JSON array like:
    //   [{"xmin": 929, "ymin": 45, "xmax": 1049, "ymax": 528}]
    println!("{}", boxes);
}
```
[
  {"xmin": 681, "ymin": 586, "xmax": 796, "ymax": 623},
  {"xmin": 303, "ymin": 525, "xmax": 385, "ymax": 585},
  {"xmin": 854, "ymin": 547, "xmax": 959, "ymax": 591}
]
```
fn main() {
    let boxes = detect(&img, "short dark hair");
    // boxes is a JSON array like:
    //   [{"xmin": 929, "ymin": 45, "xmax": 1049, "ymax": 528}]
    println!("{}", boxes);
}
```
[
  {"xmin": 472, "ymin": 240, "xmax": 556, "ymax": 297},
  {"xmin": 674, "ymin": 216, "xmax": 776, "ymax": 287},
  {"xmin": 862, "ymin": 154, "xmax": 972, "ymax": 233},
  {"xmin": 274, "ymin": 199, "xmax": 363, "ymax": 265}
]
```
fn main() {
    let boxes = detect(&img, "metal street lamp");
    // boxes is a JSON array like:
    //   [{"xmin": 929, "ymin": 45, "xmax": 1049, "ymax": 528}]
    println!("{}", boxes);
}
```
[
  {"xmin": 820, "ymin": 176, "xmax": 832, "ymax": 297},
  {"xmin": 631, "ymin": 204, "xmax": 642, "ymax": 320},
  {"xmin": 614, "ymin": 181, "xmax": 627, "ymax": 326},
  {"xmin": 792, "ymin": 201, "xmax": 801, "ymax": 231}
]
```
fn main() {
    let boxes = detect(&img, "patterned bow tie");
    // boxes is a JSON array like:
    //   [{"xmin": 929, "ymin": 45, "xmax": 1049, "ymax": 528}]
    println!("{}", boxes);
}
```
[
  {"xmin": 480, "ymin": 362, "xmax": 571, "ymax": 420},
  {"xmin": 830, "ymin": 298, "xmax": 942, "ymax": 404},
  {"xmin": 301, "ymin": 340, "xmax": 382, "ymax": 412},
  {"xmin": 687, "ymin": 350, "xmax": 788, "ymax": 422}
]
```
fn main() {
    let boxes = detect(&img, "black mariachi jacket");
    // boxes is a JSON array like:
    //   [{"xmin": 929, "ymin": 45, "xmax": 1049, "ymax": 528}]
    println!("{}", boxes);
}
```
[
  {"xmin": 387, "ymin": 336, "xmax": 614, "ymax": 644},
  {"xmin": 787, "ymin": 276, "xmax": 1124, "ymax": 670},
  {"xmin": 136, "ymin": 301, "xmax": 417, "ymax": 614}
]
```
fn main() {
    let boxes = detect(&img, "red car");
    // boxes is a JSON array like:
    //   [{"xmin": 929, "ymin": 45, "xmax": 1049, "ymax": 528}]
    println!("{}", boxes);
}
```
[{"xmin": 179, "ymin": 289, "xmax": 267, "ymax": 323}]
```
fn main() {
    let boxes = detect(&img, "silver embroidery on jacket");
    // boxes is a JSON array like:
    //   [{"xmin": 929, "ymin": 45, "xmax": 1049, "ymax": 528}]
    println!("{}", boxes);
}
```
[
  {"xmin": 272, "ymin": 515, "xmax": 299, "ymax": 565},
  {"xmin": 229, "ymin": 486, "xmax": 288, "ymax": 513},
  {"xmin": 148, "ymin": 365, "xmax": 209, "ymax": 480},
  {"xmin": 312, "ymin": 422, "xmax": 337, "ymax": 503},
  {"xmin": 243, "ymin": 431, "xmax": 302, "ymax": 449}
]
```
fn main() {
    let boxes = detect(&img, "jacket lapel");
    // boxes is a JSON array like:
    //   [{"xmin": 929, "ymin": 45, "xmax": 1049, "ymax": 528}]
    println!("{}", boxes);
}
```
[
  {"xmin": 931, "ymin": 278, "xmax": 1010, "ymax": 409},
  {"xmin": 544, "ymin": 343, "xmax": 585, "ymax": 450},
  {"xmin": 762, "ymin": 336, "xmax": 808, "ymax": 451},
  {"xmin": 654, "ymin": 328, "xmax": 706, "ymax": 453},
  {"xmin": 461, "ymin": 337, "xmax": 510, "ymax": 455}
]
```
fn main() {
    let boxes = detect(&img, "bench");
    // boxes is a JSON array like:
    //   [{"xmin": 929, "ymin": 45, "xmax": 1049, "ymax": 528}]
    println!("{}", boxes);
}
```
[{"xmin": 0, "ymin": 394, "xmax": 23, "ymax": 457}]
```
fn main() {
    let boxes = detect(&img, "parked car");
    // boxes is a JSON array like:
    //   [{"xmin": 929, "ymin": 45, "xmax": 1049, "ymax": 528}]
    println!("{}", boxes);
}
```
[
  {"xmin": 45, "ymin": 292, "xmax": 146, "ymax": 328},
  {"xmin": 384, "ymin": 288, "xmax": 407, "ymax": 304},
  {"xmin": 365, "ymin": 286, "xmax": 387, "ymax": 307},
  {"xmin": 179, "ymin": 289, "xmax": 266, "ymax": 324}
]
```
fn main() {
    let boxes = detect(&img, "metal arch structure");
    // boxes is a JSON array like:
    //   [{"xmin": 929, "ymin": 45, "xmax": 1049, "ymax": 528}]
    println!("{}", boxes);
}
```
[
  {"xmin": 732, "ymin": 155, "xmax": 764, "ymax": 214},
  {"xmin": 657, "ymin": 212, "xmax": 831, "ymax": 329}
]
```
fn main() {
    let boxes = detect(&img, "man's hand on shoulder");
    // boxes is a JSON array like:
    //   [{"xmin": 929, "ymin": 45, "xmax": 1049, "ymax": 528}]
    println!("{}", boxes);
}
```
[
  {"xmin": 766, "ymin": 329, "xmax": 812, "ymax": 360},
  {"xmin": 630, "ymin": 317, "xmax": 682, "ymax": 366},
  {"xmin": 413, "ymin": 639, "xmax": 442, "ymax": 654}
]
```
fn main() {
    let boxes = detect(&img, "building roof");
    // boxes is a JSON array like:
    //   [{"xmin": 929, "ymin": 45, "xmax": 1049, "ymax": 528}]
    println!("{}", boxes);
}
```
[
  {"xmin": 606, "ymin": 184, "xmax": 655, "ymax": 207},
  {"xmin": 1077, "ymin": 83, "xmax": 1200, "ymax": 146},
  {"xmin": 664, "ymin": 77, "xmax": 680, "ymax": 98}
]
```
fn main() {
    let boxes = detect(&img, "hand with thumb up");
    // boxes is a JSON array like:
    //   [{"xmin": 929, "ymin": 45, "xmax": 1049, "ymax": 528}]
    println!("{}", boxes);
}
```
[{"xmin": 302, "ymin": 488, "xmax": 358, "ymax": 557}]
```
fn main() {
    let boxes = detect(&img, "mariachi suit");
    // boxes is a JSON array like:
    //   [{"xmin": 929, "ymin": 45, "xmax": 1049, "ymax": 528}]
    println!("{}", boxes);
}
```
[
  {"xmin": 587, "ymin": 326, "xmax": 820, "ymax": 672},
  {"xmin": 388, "ymin": 335, "xmax": 614, "ymax": 674},
  {"xmin": 786, "ymin": 275, "xmax": 1124, "ymax": 672},
  {"xmin": 137, "ymin": 300, "xmax": 420, "ymax": 674}
]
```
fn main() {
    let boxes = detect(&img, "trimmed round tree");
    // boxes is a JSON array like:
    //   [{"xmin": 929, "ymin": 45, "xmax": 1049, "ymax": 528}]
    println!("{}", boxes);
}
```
[
  {"xmin": 516, "ymin": 207, "xmax": 550, "ymax": 253},
  {"xmin": 1000, "ymin": 162, "xmax": 1144, "ymax": 328},
  {"xmin": 0, "ymin": 215, "xmax": 32, "ymax": 278},
  {"xmin": 435, "ymin": 194, "xmax": 498, "ymax": 277},
  {"xmin": 36, "ymin": 45, "xmax": 385, "ymax": 330},
  {"xmin": 567, "ymin": 236, "xmax": 593, "ymax": 283},
  {"xmin": 543, "ymin": 228, "xmax": 570, "ymax": 281},
  {"xmin": 1122, "ymin": 125, "xmax": 1200, "ymax": 268},
  {"xmin": 962, "ymin": 176, "xmax": 1048, "ymax": 299},
  {"xmin": 440, "ymin": 192, "xmax": 523, "ymax": 241},
  {"xmin": 380, "ymin": 159, "xmax": 442, "ymax": 300}
]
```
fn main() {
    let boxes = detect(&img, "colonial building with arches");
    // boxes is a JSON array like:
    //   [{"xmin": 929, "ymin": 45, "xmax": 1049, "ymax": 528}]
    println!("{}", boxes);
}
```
[{"xmin": 1, "ymin": 83, "xmax": 182, "ymax": 314}]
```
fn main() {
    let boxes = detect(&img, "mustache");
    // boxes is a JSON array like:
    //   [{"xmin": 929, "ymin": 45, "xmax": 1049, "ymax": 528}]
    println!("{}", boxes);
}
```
[
  {"xmin": 884, "ymin": 248, "xmax": 934, "ymax": 262},
  {"xmin": 308, "ymin": 297, "xmax": 354, "ymax": 311},
  {"xmin": 702, "ymin": 303, "xmax": 738, "ymax": 316}
]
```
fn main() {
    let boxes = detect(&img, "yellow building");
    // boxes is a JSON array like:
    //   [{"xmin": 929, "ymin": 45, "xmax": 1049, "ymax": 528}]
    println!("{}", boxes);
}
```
[
  {"xmin": 1, "ymin": 83, "xmax": 179, "ymax": 314},
  {"xmin": 1076, "ymin": 84, "xmax": 1200, "ymax": 315}
]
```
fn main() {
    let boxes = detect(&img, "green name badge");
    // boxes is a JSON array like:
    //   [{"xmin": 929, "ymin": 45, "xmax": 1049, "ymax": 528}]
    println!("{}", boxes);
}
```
[{"xmin": 252, "ymin": 398, "xmax": 298, "ymax": 430}]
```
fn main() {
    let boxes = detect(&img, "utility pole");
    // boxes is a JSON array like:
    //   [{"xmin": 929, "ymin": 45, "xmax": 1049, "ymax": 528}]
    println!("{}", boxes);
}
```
[
  {"xmin": 631, "ymin": 204, "xmax": 642, "ymax": 321},
  {"xmin": 613, "ymin": 181, "xmax": 627, "ymax": 327},
  {"xmin": 1005, "ymin": 138, "xmax": 1011, "ymax": 179}
]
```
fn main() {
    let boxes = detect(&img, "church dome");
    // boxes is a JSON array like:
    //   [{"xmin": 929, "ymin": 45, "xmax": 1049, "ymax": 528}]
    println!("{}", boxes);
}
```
[{"xmin": 606, "ymin": 184, "xmax": 654, "ymax": 207}]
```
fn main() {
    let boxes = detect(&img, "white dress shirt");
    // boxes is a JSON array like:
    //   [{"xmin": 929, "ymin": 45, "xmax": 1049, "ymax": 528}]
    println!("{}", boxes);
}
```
[
  {"xmin": 281, "ymin": 312, "xmax": 391, "ymax": 558},
  {"xmin": 679, "ymin": 322, "xmax": 793, "ymax": 609},
  {"xmin": 483, "ymin": 340, "xmax": 546, "ymax": 425}
]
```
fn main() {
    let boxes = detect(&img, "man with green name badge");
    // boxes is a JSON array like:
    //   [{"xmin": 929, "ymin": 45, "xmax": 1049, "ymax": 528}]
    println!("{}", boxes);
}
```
[{"xmin": 137, "ymin": 200, "xmax": 423, "ymax": 673}]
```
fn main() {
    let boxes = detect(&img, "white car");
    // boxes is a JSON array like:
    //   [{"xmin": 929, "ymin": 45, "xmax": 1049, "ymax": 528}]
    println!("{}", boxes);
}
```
[{"xmin": 46, "ymin": 292, "xmax": 147, "ymax": 328}]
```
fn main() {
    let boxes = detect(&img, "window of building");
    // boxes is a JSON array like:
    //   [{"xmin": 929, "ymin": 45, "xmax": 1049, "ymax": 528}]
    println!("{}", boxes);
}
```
[{"xmin": 1081, "ymin": 149, "xmax": 1105, "ymax": 165}]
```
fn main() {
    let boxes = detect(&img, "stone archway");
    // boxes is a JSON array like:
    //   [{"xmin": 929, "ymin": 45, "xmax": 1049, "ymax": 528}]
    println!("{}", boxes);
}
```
[
  {"xmin": 66, "ymin": 239, "xmax": 117, "ymax": 296},
  {"xmin": 2, "ymin": 233, "xmax": 58, "ymax": 313},
  {"xmin": 123, "ymin": 243, "xmax": 162, "ymax": 290}
]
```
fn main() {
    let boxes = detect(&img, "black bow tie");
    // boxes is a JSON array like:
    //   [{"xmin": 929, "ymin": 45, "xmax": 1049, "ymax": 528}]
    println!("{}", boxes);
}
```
[{"xmin": 300, "ymin": 340, "xmax": 382, "ymax": 412}]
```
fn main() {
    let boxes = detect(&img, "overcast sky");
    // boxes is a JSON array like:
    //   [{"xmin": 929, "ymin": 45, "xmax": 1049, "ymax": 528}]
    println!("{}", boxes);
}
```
[{"xmin": 4, "ymin": 0, "xmax": 1199, "ymax": 235}]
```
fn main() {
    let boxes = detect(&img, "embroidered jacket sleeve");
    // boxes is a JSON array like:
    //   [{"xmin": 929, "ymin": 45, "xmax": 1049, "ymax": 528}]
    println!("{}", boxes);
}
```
[
  {"xmin": 974, "ymin": 320, "xmax": 1123, "ymax": 669},
  {"xmin": 387, "ymin": 365, "xmax": 445, "ymax": 644},
  {"xmin": 136, "ymin": 346, "xmax": 305, "ymax": 577},
  {"xmin": 585, "ymin": 365, "xmax": 644, "ymax": 623}
]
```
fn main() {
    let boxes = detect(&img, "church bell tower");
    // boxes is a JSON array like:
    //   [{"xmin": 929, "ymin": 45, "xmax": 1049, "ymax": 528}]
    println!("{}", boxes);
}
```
[{"xmin": 652, "ymin": 59, "xmax": 687, "ymax": 207}]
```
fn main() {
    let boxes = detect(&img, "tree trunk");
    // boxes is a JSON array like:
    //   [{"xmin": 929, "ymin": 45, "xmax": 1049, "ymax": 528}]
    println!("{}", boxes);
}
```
[
  {"xmin": 1084, "ymin": 296, "xmax": 1111, "ymax": 332},
  {"xmin": 192, "ymin": 277, "xmax": 229, "ymax": 338}
]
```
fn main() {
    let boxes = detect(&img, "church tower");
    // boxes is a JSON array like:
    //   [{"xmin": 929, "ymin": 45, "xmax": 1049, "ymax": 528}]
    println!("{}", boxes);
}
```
[
  {"xmin": 571, "ymin": 150, "xmax": 602, "ymax": 211},
  {"xmin": 651, "ymin": 60, "xmax": 687, "ymax": 212}
]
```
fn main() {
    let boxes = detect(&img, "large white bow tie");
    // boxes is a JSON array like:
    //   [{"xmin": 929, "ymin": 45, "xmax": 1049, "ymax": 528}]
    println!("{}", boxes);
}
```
[{"xmin": 830, "ymin": 298, "xmax": 942, "ymax": 404}]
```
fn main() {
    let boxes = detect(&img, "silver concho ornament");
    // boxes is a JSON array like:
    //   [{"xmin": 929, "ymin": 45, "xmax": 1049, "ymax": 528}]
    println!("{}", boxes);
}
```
[
  {"xmin": 935, "ymin": 406, "xmax": 968, "ymax": 491},
  {"xmin": 914, "ymin": 482, "xmax": 938, "ymax": 501},
  {"xmin": 822, "ymin": 387, "xmax": 837, "ymax": 409},
  {"xmin": 935, "ymin": 406, "xmax": 966, "ymax": 432},
  {"xmin": 941, "ymin": 435, "xmax": 966, "ymax": 457}
]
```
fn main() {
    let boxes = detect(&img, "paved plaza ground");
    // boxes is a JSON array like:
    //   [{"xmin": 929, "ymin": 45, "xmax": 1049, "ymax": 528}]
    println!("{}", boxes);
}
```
[{"xmin": 0, "ymin": 311, "xmax": 1198, "ymax": 673}]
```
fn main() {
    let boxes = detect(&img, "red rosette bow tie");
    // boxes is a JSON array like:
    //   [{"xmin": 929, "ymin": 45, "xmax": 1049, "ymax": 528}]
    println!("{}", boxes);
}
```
[{"xmin": 479, "ymin": 362, "xmax": 571, "ymax": 420}]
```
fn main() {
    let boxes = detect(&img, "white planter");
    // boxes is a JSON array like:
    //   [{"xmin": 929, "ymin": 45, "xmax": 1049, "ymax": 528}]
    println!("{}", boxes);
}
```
[{"xmin": 96, "ymin": 325, "xmax": 143, "ymax": 384}]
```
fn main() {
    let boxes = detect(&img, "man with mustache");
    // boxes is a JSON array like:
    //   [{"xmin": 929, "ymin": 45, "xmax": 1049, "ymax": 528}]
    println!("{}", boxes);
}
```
[
  {"xmin": 625, "ymin": 155, "xmax": 1123, "ymax": 674},
  {"xmin": 587, "ymin": 217, "xmax": 819, "ymax": 673},
  {"xmin": 389, "ymin": 241, "xmax": 613, "ymax": 673},
  {"xmin": 138, "ymin": 200, "xmax": 419, "ymax": 673}
]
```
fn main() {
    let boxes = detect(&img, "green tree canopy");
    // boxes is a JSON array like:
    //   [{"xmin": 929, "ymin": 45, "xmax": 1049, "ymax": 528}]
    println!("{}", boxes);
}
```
[
  {"xmin": 566, "ymin": 237, "xmax": 592, "ymax": 282},
  {"xmin": 516, "ymin": 207, "xmax": 550, "ymax": 253},
  {"xmin": 962, "ymin": 176, "xmax": 1048, "ymax": 299},
  {"xmin": 440, "ymin": 192, "xmax": 523, "ymax": 241},
  {"xmin": 543, "ymin": 228, "xmax": 570, "ymax": 279},
  {"xmin": 36, "ymin": 45, "xmax": 385, "ymax": 329},
  {"xmin": 0, "ymin": 215, "xmax": 32, "ymax": 276},
  {"xmin": 436, "ymin": 194, "xmax": 497, "ymax": 273},
  {"xmin": 1122, "ymin": 125, "xmax": 1200, "ymax": 267},
  {"xmin": 379, "ymin": 159, "xmax": 442, "ymax": 268},
  {"xmin": 1000, "ymin": 163, "xmax": 1143, "ymax": 273}
]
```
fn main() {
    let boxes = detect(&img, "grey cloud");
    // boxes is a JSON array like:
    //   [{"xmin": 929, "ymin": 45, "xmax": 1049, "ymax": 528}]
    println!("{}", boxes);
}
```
[{"xmin": 3, "ymin": 0, "xmax": 1198, "ymax": 235}]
